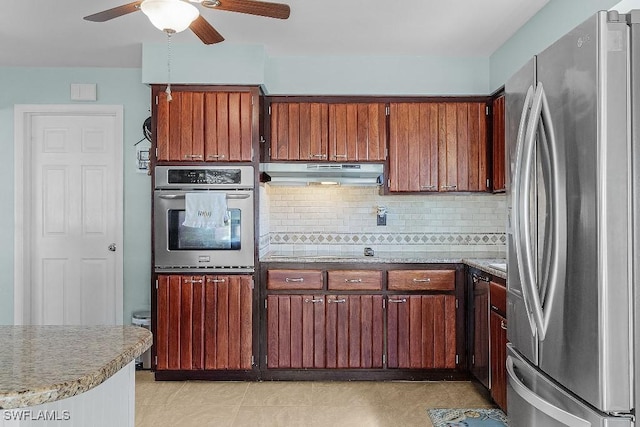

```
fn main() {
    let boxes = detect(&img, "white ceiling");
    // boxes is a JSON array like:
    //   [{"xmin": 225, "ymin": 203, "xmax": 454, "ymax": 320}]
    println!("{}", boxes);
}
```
[{"xmin": 1, "ymin": 0, "xmax": 550, "ymax": 68}]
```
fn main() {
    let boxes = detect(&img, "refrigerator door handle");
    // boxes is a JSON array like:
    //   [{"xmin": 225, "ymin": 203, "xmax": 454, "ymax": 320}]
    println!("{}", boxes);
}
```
[
  {"xmin": 521, "ymin": 82, "xmax": 567, "ymax": 341},
  {"xmin": 507, "ymin": 356, "xmax": 591, "ymax": 427},
  {"xmin": 513, "ymin": 84, "xmax": 538, "ymax": 337}
]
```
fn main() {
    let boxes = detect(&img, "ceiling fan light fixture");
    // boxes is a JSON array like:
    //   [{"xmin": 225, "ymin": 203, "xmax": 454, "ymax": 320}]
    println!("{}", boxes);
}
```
[{"xmin": 140, "ymin": 0, "xmax": 199, "ymax": 33}]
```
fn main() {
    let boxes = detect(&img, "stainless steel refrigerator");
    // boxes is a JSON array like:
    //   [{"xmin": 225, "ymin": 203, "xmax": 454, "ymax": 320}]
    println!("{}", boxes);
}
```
[{"xmin": 505, "ymin": 9, "xmax": 639, "ymax": 427}]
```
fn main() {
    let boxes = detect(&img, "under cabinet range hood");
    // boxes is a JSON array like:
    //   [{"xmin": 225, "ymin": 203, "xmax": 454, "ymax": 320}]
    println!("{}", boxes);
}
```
[{"xmin": 260, "ymin": 163, "xmax": 384, "ymax": 186}]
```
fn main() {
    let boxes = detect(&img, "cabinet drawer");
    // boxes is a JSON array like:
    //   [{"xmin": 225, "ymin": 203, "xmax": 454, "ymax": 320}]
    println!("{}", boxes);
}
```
[
  {"xmin": 387, "ymin": 270, "xmax": 455, "ymax": 291},
  {"xmin": 327, "ymin": 270, "xmax": 382, "ymax": 291},
  {"xmin": 267, "ymin": 270, "xmax": 323, "ymax": 290},
  {"xmin": 490, "ymin": 281, "xmax": 506, "ymax": 315}
]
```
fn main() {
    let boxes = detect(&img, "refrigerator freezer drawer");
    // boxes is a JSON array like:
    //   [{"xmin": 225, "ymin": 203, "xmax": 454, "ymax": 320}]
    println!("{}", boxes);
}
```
[{"xmin": 506, "ymin": 345, "xmax": 632, "ymax": 427}]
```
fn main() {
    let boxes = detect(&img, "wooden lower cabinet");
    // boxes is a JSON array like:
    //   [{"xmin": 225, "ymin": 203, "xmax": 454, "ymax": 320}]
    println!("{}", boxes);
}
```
[
  {"xmin": 266, "ymin": 294, "xmax": 384, "ymax": 369},
  {"xmin": 387, "ymin": 294, "xmax": 457, "ymax": 369},
  {"xmin": 156, "ymin": 274, "xmax": 253, "ymax": 371},
  {"xmin": 490, "ymin": 309, "xmax": 508, "ymax": 411}
]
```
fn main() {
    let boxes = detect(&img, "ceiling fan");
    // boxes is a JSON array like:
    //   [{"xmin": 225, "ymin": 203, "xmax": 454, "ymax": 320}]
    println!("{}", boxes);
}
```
[{"xmin": 84, "ymin": 0, "xmax": 291, "ymax": 44}]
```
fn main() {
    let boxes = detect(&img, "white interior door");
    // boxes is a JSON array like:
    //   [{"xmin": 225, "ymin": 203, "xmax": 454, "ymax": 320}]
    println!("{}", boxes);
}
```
[{"xmin": 14, "ymin": 105, "xmax": 123, "ymax": 325}]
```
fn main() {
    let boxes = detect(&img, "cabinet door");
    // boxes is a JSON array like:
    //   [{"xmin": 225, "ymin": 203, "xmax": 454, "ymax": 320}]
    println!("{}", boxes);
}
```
[
  {"xmin": 156, "ymin": 91, "xmax": 205, "ymax": 162},
  {"xmin": 266, "ymin": 294, "xmax": 326, "ymax": 368},
  {"xmin": 387, "ymin": 295, "xmax": 457, "ymax": 369},
  {"xmin": 492, "ymin": 95, "xmax": 506, "ymax": 192},
  {"xmin": 438, "ymin": 102, "xmax": 489, "ymax": 192},
  {"xmin": 325, "ymin": 295, "xmax": 384, "ymax": 368},
  {"xmin": 389, "ymin": 103, "xmax": 439, "ymax": 192},
  {"xmin": 156, "ymin": 275, "xmax": 206, "ymax": 370},
  {"xmin": 270, "ymin": 102, "xmax": 329, "ymax": 160},
  {"xmin": 328, "ymin": 103, "xmax": 386, "ymax": 161},
  {"xmin": 155, "ymin": 90, "xmax": 254, "ymax": 162},
  {"xmin": 490, "ymin": 310, "xmax": 508, "ymax": 411},
  {"xmin": 203, "ymin": 92, "xmax": 253, "ymax": 161},
  {"xmin": 471, "ymin": 278, "xmax": 490, "ymax": 388},
  {"xmin": 203, "ymin": 275, "xmax": 253, "ymax": 370},
  {"xmin": 156, "ymin": 274, "xmax": 252, "ymax": 371}
]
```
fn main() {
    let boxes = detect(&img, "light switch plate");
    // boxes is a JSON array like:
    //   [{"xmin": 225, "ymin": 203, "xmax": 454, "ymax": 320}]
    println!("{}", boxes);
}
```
[{"xmin": 70, "ymin": 83, "xmax": 97, "ymax": 101}]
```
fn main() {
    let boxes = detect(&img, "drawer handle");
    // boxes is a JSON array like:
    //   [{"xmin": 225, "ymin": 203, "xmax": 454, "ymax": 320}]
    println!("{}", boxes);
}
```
[
  {"xmin": 472, "ymin": 273, "xmax": 490, "ymax": 283},
  {"xmin": 207, "ymin": 154, "xmax": 226, "ymax": 159},
  {"xmin": 501, "ymin": 320, "xmax": 507, "ymax": 330},
  {"xmin": 285, "ymin": 277, "xmax": 304, "ymax": 282},
  {"xmin": 207, "ymin": 279, "xmax": 226, "ymax": 283},
  {"xmin": 184, "ymin": 279, "xmax": 203, "ymax": 284},
  {"xmin": 184, "ymin": 154, "xmax": 203, "ymax": 159},
  {"xmin": 440, "ymin": 185, "xmax": 457, "ymax": 190},
  {"xmin": 412, "ymin": 278, "xmax": 431, "ymax": 283},
  {"xmin": 388, "ymin": 298, "xmax": 407, "ymax": 304},
  {"xmin": 310, "ymin": 154, "xmax": 327, "ymax": 158},
  {"xmin": 344, "ymin": 278, "xmax": 362, "ymax": 283},
  {"xmin": 304, "ymin": 298, "xmax": 324, "ymax": 304},
  {"xmin": 332, "ymin": 154, "xmax": 348, "ymax": 158},
  {"xmin": 328, "ymin": 298, "xmax": 346, "ymax": 304},
  {"xmin": 420, "ymin": 185, "xmax": 436, "ymax": 190}
]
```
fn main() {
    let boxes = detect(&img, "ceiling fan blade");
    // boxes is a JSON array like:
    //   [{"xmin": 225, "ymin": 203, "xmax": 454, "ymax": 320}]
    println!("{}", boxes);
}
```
[
  {"xmin": 84, "ymin": 1, "xmax": 143, "ymax": 22},
  {"xmin": 203, "ymin": 0, "xmax": 290, "ymax": 19},
  {"xmin": 190, "ymin": 16, "xmax": 225, "ymax": 44}
]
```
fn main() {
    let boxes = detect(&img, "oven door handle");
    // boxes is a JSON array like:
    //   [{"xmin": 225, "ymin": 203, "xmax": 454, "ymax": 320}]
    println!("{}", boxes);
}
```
[{"xmin": 157, "ymin": 193, "xmax": 251, "ymax": 200}]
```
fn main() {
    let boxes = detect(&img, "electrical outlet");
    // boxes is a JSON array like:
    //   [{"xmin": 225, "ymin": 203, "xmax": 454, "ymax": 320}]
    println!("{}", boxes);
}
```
[{"xmin": 377, "ymin": 213, "xmax": 386, "ymax": 226}]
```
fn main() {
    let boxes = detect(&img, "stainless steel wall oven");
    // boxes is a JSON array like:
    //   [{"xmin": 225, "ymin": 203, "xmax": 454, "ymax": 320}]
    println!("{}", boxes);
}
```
[{"xmin": 153, "ymin": 165, "xmax": 255, "ymax": 272}]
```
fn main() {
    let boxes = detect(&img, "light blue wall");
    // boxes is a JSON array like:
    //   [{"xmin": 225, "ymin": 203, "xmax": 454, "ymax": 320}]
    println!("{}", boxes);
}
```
[
  {"xmin": 0, "ymin": 67, "xmax": 151, "ymax": 325},
  {"xmin": 142, "ymin": 43, "xmax": 266, "ymax": 85},
  {"xmin": 141, "ymin": 43, "xmax": 490, "ymax": 95},
  {"xmin": 264, "ymin": 55, "xmax": 489, "ymax": 95},
  {"xmin": 489, "ymin": 0, "xmax": 619, "ymax": 91}
]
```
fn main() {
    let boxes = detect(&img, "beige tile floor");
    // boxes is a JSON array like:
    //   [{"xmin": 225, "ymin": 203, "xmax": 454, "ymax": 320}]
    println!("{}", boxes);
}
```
[{"xmin": 135, "ymin": 371, "xmax": 495, "ymax": 427}]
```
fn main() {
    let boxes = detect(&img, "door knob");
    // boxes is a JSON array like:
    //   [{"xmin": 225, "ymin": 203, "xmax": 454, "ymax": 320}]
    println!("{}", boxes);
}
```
[{"xmin": 108, "ymin": 243, "xmax": 116, "ymax": 252}]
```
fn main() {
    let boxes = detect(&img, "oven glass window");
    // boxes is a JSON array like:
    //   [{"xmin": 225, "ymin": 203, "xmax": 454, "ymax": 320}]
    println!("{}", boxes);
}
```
[{"xmin": 167, "ymin": 209, "xmax": 241, "ymax": 250}]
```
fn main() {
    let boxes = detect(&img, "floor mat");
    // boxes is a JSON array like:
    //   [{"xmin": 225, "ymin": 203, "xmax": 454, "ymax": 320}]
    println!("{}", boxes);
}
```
[{"xmin": 427, "ymin": 408, "xmax": 508, "ymax": 427}]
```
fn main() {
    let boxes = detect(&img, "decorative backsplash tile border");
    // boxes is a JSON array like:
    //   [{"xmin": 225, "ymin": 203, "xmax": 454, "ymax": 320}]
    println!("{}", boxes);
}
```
[{"xmin": 269, "ymin": 232, "xmax": 505, "ymax": 245}]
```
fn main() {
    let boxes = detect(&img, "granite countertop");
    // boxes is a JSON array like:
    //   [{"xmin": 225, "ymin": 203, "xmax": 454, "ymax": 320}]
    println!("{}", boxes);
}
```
[
  {"xmin": 260, "ymin": 251, "xmax": 507, "ymax": 279},
  {"xmin": 0, "ymin": 325, "xmax": 152, "ymax": 410}
]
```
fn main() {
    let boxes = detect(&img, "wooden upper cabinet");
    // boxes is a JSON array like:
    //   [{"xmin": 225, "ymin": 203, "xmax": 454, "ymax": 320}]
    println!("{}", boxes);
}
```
[
  {"xmin": 270, "ymin": 102, "xmax": 329, "ymax": 160},
  {"xmin": 438, "ymin": 102, "xmax": 489, "ymax": 192},
  {"xmin": 389, "ymin": 101, "xmax": 489, "ymax": 193},
  {"xmin": 328, "ymin": 103, "xmax": 386, "ymax": 161},
  {"xmin": 492, "ymin": 95, "xmax": 506, "ymax": 192},
  {"xmin": 155, "ymin": 88, "xmax": 255, "ymax": 162},
  {"xmin": 389, "ymin": 103, "xmax": 439, "ymax": 192},
  {"xmin": 269, "ymin": 101, "xmax": 386, "ymax": 161}
]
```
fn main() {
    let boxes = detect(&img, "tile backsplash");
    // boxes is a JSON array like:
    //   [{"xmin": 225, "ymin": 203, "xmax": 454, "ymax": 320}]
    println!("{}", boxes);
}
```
[{"xmin": 259, "ymin": 185, "xmax": 506, "ymax": 256}]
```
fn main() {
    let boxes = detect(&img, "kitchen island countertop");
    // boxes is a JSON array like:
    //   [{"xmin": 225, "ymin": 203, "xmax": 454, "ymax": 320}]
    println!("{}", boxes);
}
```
[
  {"xmin": 0, "ymin": 325, "xmax": 152, "ymax": 410},
  {"xmin": 260, "ymin": 251, "xmax": 506, "ymax": 279}
]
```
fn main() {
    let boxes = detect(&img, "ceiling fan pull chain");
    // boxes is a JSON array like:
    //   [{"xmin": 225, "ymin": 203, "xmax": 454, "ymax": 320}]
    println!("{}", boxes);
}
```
[{"xmin": 165, "ymin": 31, "xmax": 173, "ymax": 102}]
